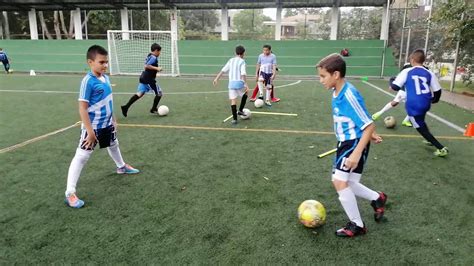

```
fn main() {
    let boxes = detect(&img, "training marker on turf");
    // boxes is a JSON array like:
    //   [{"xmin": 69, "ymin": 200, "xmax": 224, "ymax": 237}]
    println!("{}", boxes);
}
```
[{"xmin": 317, "ymin": 148, "xmax": 337, "ymax": 158}]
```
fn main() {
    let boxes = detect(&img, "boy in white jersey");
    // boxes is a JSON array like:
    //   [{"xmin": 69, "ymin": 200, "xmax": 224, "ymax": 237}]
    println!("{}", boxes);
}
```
[
  {"xmin": 213, "ymin": 45, "xmax": 249, "ymax": 125},
  {"xmin": 64, "ymin": 45, "xmax": 139, "ymax": 209},
  {"xmin": 317, "ymin": 53, "xmax": 387, "ymax": 237},
  {"xmin": 250, "ymin": 45, "xmax": 279, "ymax": 104}
]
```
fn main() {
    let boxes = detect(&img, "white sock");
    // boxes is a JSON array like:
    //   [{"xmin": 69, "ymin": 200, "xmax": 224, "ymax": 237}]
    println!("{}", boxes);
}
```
[
  {"xmin": 107, "ymin": 143, "xmax": 126, "ymax": 168},
  {"xmin": 266, "ymin": 89, "xmax": 271, "ymax": 101},
  {"xmin": 348, "ymin": 173, "xmax": 379, "ymax": 201},
  {"xmin": 257, "ymin": 81, "xmax": 264, "ymax": 96},
  {"xmin": 378, "ymin": 102, "xmax": 393, "ymax": 114},
  {"xmin": 66, "ymin": 148, "xmax": 92, "ymax": 196},
  {"xmin": 337, "ymin": 187, "xmax": 364, "ymax": 227},
  {"xmin": 403, "ymin": 115, "xmax": 410, "ymax": 123}
]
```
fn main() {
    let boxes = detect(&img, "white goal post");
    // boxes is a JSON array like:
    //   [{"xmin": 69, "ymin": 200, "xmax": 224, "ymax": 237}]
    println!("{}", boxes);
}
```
[{"xmin": 107, "ymin": 30, "xmax": 180, "ymax": 76}]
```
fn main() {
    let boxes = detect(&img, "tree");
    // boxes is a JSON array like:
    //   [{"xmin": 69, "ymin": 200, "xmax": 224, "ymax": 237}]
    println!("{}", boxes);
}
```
[
  {"xmin": 233, "ymin": 9, "xmax": 271, "ymax": 35},
  {"xmin": 340, "ymin": 8, "xmax": 382, "ymax": 40},
  {"xmin": 179, "ymin": 10, "xmax": 219, "ymax": 32},
  {"xmin": 432, "ymin": 0, "xmax": 473, "ymax": 86}
]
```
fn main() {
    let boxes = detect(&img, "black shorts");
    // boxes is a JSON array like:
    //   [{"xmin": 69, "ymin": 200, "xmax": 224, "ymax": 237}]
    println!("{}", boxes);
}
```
[
  {"xmin": 332, "ymin": 138, "xmax": 370, "ymax": 181},
  {"xmin": 79, "ymin": 125, "xmax": 117, "ymax": 150}
]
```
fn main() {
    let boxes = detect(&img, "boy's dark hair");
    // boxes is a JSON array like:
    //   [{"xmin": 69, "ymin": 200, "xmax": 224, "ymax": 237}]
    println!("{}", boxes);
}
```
[
  {"xmin": 87, "ymin": 45, "xmax": 108, "ymax": 60},
  {"xmin": 235, "ymin": 45, "xmax": 245, "ymax": 55},
  {"xmin": 151, "ymin": 43, "xmax": 161, "ymax": 52},
  {"xmin": 317, "ymin": 53, "xmax": 346, "ymax": 77},
  {"xmin": 410, "ymin": 49, "xmax": 426, "ymax": 64},
  {"xmin": 263, "ymin": 44, "xmax": 271, "ymax": 50}
]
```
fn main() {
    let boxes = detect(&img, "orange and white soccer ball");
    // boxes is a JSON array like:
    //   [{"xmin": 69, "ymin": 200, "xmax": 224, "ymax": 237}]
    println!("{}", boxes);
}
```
[{"xmin": 298, "ymin": 200, "xmax": 326, "ymax": 228}]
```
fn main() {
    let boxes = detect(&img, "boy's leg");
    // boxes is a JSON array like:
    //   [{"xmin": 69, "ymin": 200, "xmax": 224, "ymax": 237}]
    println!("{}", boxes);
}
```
[
  {"xmin": 150, "ymin": 83, "xmax": 162, "ymax": 113},
  {"xmin": 401, "ymin": 115, "xmax": 412, "ymax": 127},
  {"xmin": 121, "ymin": 84, "xmax": 146, "ymax": 117},
  {"xmin": 250, "ymin": 85, "xmax": 259, "ymax": 101},
  {"xmin": 105, "ymin": 127, "xmax": 140, "ymax": 174},
  {"xmin": 409, "ymin": 115, "xmax": 445, "ymax": 150},
  {"xmin": 66, "ymin": 148, "xmax": 92, "ymax": 197},
  {"xmin": 239, "ymin": 92, "xmax": 248, "ymax": 112},
  {"xmin": 229, "ymin": 90, "xmax": 238, "ymax": 124},
  {"xmin": 372, "ymin": 101, "xmax": 394, "ymax": 120},
  {"xmin": 348, "ymin": 173, "xmax": 379, "ymax": 201}
]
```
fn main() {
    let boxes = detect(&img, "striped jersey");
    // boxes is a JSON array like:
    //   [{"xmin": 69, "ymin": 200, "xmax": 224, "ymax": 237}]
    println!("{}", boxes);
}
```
[
  {"xmin": 78, "ymin": 72, "xmax": 114, "ymax": 130},
  {"xmin": 332, "ymin": 82, "xmax": 373, "ymax": 142},
  {"xmin": 257, "ymin": 53, "xmax": 277, "ymax": 74},
  {"xmin": 221, "ymin": 56, "xmax": 247, "ymax": 89},
  {"xmin": 392, "ymin": 66, "xmax": 441, "ymax": 116},
  {"xmin": 0, "ymin": 51, "xmax": 7, "ymax": 61}
]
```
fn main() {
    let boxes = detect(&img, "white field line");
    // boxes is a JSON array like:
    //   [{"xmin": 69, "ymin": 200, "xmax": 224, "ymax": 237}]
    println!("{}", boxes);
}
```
[
  {"xmin": 0, "ymin": 122, "xmax": 80, "ymax": 154},
  {"xmin": 0, "ymin": 80, "xmax": 302, "ymax": 95},
  {"xmin": 362, "ymin": 81, "xmax": 465, "ymax": 133}
]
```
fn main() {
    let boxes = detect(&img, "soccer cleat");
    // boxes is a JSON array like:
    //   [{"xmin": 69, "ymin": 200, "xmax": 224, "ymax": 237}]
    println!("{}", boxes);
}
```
[
  {"xmin": 237, "ymin": 111, "xmax": 245, "ymax": 116},
  {"xmin": 150, "ymin": 108, "xmax": 158, "ymax": 115},
  {"xmin": 335, "ymin": 221, "xmax": 367, "ymax": 237},
  {"xmin": 249, "ymin": 97, "xmax": 257, "ymax": 102},
  {"xmin": 117, "ymin": 164, "xmax": 140, "ymax": 174},
  {"xmin": 371, "ymin": 192, "xmax": 387, "ymax": 222},
  {"xmin": 271, "ymin": 97, "xmax": 281, "ymax": 103},
  {"xmin": 371, "ymin": 113, "xmax": 381, "ymax": 121},
  {"xmin": 265, "ymin": 100, "xmax": 272, "ymax": 107},
  {"xmin": 64, "ymin": 193, "xmax": 85, "ymax": 208},
  {"xmin": 401, "ymin": 120, "xmax": 413, "ymax": 127},
  {"xmin": 434, "ymin": 147, "xmax": 449, "ymax": 157},
  {"xmin": 121, "ymin": 105, "xmax": 128, "ymax": 117},
  {"xmin": 231, "ymin": 119, "xmax": 238, "ymax": 125}
]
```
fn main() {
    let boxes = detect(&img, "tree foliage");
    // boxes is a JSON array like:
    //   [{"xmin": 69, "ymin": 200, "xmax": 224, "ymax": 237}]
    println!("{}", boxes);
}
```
[{"xmin": 432, "ymin": 0, "xmax": 473, "ymax": 85}]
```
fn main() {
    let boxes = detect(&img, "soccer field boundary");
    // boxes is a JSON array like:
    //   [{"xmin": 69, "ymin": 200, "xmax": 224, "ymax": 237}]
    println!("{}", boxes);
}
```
[
  {"xmin": 0, "ymin": 80, "xmax": 302, "ymax": 96},
  {"xmin": 118, "ymin": 123, "xmax": 471, "ymax": 141},
  {"xmin": 0, "ymin": 122, "xmax": 80, "ymax": 154},
  {"xmin": 362, "ymin": 81, "xmax": 466, "ymax": 133}
]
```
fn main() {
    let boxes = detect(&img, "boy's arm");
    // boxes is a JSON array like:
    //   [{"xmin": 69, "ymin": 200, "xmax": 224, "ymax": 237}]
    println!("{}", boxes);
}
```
[
  {"xmin": 390, "ymin": 69, "xmax": 408, "ymax": 91},
  {"xmin": 78, "ymin": 101, "xmax": 97, "ymax": 149},
  {"xmin": 344, "ymin": 123, "xmax": 375, "ymax": 171},
  {"xmin": 213, "ymin": 71, "xmax": 223, "ymax": 87},
  {"xmin": 255, "ymin": 64, "xmax": 261, "ymax": 81},
  {"xmin": 145, "ymin": 64, "xmax": 162, "ymax": 72},
  {"xmin": 430, "ymin": 72, "xmax": 442, "ymax": 103}
]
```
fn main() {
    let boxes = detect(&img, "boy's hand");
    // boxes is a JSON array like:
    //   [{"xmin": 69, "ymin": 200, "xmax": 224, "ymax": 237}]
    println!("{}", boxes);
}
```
[
  {"xmin": 371, "ymin": 132, "xmax": 383, "ymax": 144},
  {"xmin": 157, "ymin": 67, "xmax": 162, "ymax": 72},
  {"xmin": 344, "ymin": 151, "xmax": 361, "ymax": 171},
  {"xmin": 83, "ymin": 132, "xmax": 97, "ymax": 150},
  {"xmin": 213, "ymin": 79, "xmax": 218, "ymax": 87},
  {"xmin": 271, "ymin": 75, "xmax": 275, "ymax": 81}
]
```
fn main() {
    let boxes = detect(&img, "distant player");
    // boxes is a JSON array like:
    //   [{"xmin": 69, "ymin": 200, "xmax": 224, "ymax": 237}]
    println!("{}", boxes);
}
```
[
  {"xmin": 317, "ymin": 53, "xmax": 387, "ymax": 237},
  {"xmin": 121, "ymin": 43, "xmax": 163, "ymax": 117},
  {"xmin": 371, "ymin": 63, "xmax": 414, "ymax": 127},
  {"xmin": 213, "ymin": 45, "xmax": 249, "ymax": 125},
  {"xmin": 0, "ymin": 48, "xmax": 11, "ymax": 73},
  {"xmin": 250, "ymin": 44, "xmax": 279, "ymax": 105},
  {"xmin": 65, "ymin": 45, "xmax": 139, "ymax": 209},
  {"xmin": 391, "ymin": 49, "xmax": 448, "ymax": 157}
]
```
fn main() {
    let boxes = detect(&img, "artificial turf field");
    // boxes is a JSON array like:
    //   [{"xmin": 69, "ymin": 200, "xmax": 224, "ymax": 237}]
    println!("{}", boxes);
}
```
[{"xmin": 1, "ymin": 74, "xmax": 473, "ymax": 264}]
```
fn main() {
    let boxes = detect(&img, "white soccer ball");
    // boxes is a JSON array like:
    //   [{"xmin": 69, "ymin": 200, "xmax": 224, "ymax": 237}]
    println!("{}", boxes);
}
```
[
  {"xmin": 254, "ymin": 99, "xmax": 264, "ymax": 108},
  {"xmin": 384, "ymin": 116, "xmax": 396, "ymax": 129},
  {"xmin": 158, "ymin": 105, "xmax": 169, "ymax": 116},
  {"xmin": 239, "ymin": 108, "xmax": 252, "ymax": 120}
]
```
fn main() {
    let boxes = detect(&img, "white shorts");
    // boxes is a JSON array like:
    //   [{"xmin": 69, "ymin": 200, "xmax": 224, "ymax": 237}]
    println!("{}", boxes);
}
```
[
  {"xmin": 228, "ymin": 88, "xmax": 247, "ymax": 100},
  {"xmin": 393, "ymin": 90, "xmax": 406, "ymax": 103}
]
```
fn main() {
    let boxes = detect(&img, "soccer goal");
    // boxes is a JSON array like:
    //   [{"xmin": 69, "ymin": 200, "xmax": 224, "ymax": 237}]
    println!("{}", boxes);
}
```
[{"xmin": 107, "ymin": 30, "xmax": 180, "ymax": 76}]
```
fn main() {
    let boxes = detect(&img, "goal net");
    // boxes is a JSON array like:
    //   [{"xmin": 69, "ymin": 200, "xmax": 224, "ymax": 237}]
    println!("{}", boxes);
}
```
[{"xmin": 107, "ymin": 30, "xmax": 180, "ymax": 76}]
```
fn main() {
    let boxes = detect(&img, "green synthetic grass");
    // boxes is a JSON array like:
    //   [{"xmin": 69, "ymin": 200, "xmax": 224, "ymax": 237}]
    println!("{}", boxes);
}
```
[{"xmin": 1, "ymin": 74, "xmax": 473, "ymax": 264}]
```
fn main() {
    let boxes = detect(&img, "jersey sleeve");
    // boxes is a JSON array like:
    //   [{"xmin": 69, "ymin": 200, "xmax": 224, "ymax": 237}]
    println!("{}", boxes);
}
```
[
  {"xmin": 344, "ymin": 88, "xmax": 373, "ymax": 130},
  {"xmin": 257, "ymin": 54, "xmax": 262, "ymax": 64},
  {"xmin": 392, "ymin": 68, "xmax": 409, "ymax": 90},
  {"xmin": 221, "ymin": 60, "xmax": 230, "ymax": 73},
  {"xmin": 145, "ymin": 55, "xmax": 157, "ymax": 66},
  {"xmin": 78, "ymin": 76, "xmax": 93, "ymax": 102},
  {"xmin": 429, "ymin": 71, "xmax": 442, "ymax": 92}
]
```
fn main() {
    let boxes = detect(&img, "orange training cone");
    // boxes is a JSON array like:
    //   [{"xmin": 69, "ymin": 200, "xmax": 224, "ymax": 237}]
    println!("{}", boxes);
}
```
[{"xmin": 464, "ymin": 123, "xmax": 474, "ymax": 137}]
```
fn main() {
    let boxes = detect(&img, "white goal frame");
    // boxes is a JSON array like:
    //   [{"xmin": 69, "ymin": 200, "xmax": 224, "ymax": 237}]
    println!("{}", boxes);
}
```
[{"xmin": 107, "ymin": 30, "xmax": 180, "ymax": 77}]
